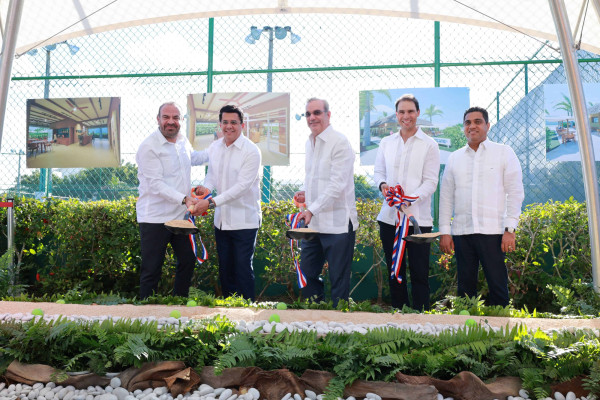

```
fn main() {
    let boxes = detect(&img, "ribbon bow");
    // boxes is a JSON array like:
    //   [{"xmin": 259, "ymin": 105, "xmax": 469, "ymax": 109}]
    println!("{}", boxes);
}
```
[
  {"xmin": 187, "ymin": 189, "xmax": 213, "ymax": 265},
  {"xmin": 384, "ymin": 184, "xmax": 418, "ymax": 284},
  {"xmin": 285, "ymin": 212, "xmax": 308, "ymax": 289}
]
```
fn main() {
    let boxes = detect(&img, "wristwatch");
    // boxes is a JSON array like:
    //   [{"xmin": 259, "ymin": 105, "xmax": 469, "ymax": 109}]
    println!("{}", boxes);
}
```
[
  {"xmin": 181, "ymin": 196, "xmax": 187, "ymax": 205},
  {"xmin": 504, "ymin": 227, "xmax": 515, "ymax": 233},
  {"xmin": 208, "ymin": 198, "xmax": 216, "ymax": 210}
]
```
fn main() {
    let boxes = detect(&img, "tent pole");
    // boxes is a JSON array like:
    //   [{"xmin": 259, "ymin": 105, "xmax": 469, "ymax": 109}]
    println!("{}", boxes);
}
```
[
  {"xmin": 0, "ymin": 0, "xmax": 24, "ymax": 151},
  {"xmin": 549, "ymin": 0, "xmax": 600, "ymax": 293}
]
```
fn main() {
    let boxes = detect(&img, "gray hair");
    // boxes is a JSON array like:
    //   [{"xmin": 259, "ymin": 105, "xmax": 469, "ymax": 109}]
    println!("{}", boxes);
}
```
[
  {"xmin": 157, "ymin": 102, "xmax": 184, "ymax": 118},
  {"xmin": 306, "ymin": 97, "xmax": 329, "ymax": 113}
]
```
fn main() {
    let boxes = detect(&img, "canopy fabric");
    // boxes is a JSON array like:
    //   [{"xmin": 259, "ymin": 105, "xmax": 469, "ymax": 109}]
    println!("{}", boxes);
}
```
[{"xmin": 2, "ymin": 0, "xmax": 600, "ymax": 56}]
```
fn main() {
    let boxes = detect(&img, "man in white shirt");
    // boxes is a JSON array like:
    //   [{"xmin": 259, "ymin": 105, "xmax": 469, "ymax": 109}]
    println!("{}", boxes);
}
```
[
  {"xmin": 374, "ymin": 94, "xmax": 440, "ymax": 311},
  {"xmin": 294, "ymin": 98, "xmax": 358, "ymax": 307},
  {"xmin": 136, "ymin": 102, "xmax": 209, "ymax": 299},
  {"xmin": 192, "ymin": 105, "xmax": 261, "ymax": 301},
  {"xmin": 439, "ymin": 106, "xmax": 524, "ymax": 306}
]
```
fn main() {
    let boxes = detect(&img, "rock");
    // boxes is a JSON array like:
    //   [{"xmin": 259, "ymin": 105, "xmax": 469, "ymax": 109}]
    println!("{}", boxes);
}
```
[
  {"xmin": 565, "ymin": 392, "xmax": 576, "ymax": 400},
  {"xmin": 218, "ymin": 388, "xmax": 233, "ymax": 400},
  {"xmin": 248, "ymin": 388, "xmax": 260, "ymax": 400},
  {"xmin": 519, "ymin": 389, "xmax": 529, "ymax": 398},
  {"xmin": 110, "ymin": 378, "xmax": 122, "ymax": 389},
  {"xmin": 304, "ymin": 390, "xmax": 316, "ymax": 400},
  {"xmin": 554, "ymin": 392, "xmax": 566, "ymax": 400},
  {"xmin": 113, "ymin": 387, "xmax": 129, "ymax": 400}
]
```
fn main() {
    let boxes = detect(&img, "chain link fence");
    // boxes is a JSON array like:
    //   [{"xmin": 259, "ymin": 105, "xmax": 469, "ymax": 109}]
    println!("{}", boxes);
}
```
[{"xmin": 2, "ymin": 12, "xmax": 600, "ymax": 211}]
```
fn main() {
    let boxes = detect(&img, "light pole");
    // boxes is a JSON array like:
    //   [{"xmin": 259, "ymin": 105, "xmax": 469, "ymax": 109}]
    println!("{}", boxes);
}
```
[
  {"xmin": 246, "ymin": 26, "xmax": 301, "ymax": 202},
  {"xmin": 27, "ymin": 41, "xmax": 80, "ymax": 198},
  {"xmin": 10, "ymin": 149, "xmax": 24, "ymax": 197}
]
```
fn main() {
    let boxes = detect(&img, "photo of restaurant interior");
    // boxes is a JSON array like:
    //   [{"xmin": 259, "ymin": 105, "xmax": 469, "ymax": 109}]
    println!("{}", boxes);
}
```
[{"xmin": 26, "ymin": 97, "xmax": 121, "ymax": 168}]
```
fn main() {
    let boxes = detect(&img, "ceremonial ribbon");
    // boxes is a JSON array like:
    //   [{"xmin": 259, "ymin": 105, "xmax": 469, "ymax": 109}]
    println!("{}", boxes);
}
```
[
  {"xmin": 187, "ymin": 189, "xmax": 213, "ymax": 265},
  {"xmin": 385, "ymin": 184, "xmax": 418, "ymax": 284},
  {"xmin": 285, "ymin": 212, "xmax": 308, "ymax": 289}
]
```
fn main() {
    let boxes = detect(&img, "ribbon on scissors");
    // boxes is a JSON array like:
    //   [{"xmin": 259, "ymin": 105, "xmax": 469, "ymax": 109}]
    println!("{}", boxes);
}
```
[
  {"xmin": 285, "ymin": 212, "xmax": 308, "ymax": 289},
  {"xmin": 385, "ymin": 184, "xmax": 418, "ymax": 284},
  {"xmin": 188, "ymin": 188, "xmax": 213, "ymax": 265}
]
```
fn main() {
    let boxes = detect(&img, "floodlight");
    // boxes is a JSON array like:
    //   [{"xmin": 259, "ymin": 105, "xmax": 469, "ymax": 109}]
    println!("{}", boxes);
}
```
[
  {"xmin": 250, "ymin": 26, "xmax": 262, "ymax": 40},
  {"xmin": 274, "ymin": 26, "xmax": 287, "ymax": 40}
]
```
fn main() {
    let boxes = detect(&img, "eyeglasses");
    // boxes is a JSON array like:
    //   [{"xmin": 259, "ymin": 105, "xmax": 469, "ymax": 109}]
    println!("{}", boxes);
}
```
[{"xmin": 304, "ymin": 110, "xmax": 326, "ymax": 117}]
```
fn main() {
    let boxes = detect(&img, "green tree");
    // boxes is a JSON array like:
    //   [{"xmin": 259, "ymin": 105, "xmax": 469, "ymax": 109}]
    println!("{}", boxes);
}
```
[
  {"xmin": 554, "ymin": 93, "xmax": 573, "ymax": 116},
  {"xmin": 360, "ymin": 90, "xmax": 392, "ymax": 148},
  {"xmin": 442, "ymin": 124, "xmax": 467, "ymax": 149},
  {"xmin": 423, "ymin": 104, "xmax": 444, "ymax": 124}
]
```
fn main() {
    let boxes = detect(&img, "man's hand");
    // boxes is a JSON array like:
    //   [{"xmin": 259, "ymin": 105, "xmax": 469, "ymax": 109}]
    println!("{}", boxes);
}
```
[
  {"xmin": 184, "ymin": 196, "xmax": 199, "ymax": 211},
  {"xmin": 293, "ymin": 191, "xmax": 306, "ymax": 207},
  {"xmin": 193, "ymin": 185, "xmax": 210, "ymax": 198},
  {"xmin": 299, "ymin": 209, "xmax": 313, "ymax": 225},
  {"xmin": 191, "ymin": 199, "xmax": 209, "ymax": 216},
  {"xmin": 501, "ymin": 231, "xmax": 516, "ymax": 253},
  {"xmin": 440, "ymin": 234, "xmax": 454, "ymax": 254},
  {"xmin": 380, "ymin": 183, "xmax": 389, "ymax": 195}
]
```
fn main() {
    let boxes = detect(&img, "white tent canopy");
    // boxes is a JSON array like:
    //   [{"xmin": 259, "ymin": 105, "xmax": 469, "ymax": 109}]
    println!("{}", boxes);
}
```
[{"xmin": 2, "ymin": 0, "xmax": 600, "ymax": 56}]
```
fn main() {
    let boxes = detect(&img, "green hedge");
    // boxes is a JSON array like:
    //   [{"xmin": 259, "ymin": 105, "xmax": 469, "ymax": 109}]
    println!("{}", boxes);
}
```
[{"xmin": 0, "ymin": 197, "xmax": 594, "ymax": 310}]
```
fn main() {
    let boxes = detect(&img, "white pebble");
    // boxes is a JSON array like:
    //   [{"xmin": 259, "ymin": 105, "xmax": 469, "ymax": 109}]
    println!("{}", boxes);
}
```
[
  {"xmin": 218, "ymin": 388, "xmax": 232, "ymax": 400},
  {"xmin": 565, "ymin": 393, "xmax": 576, "ymax": 400},
  {"xmin": 214, "ymin": 388, "xmax": 225, "ymax": 396},
  {"xmin": 518, "ymin": 389, "xmax": 529, "ymax": 399},
  {"xmin": 293, "ymin": 394, "xmax": 302, "ymax": 400},
  {"xmin": 304, "ymin": 390, "xmax": 316, "ymax": 400},
  {"xmin": 113, "ymin": 387, "xmax": 129, "ymax": 400},
  {"xmin": 554, "ymin": 393, "xmax": 566, "ymax": 400},
  {"xmin": 437, "ymin": 394, "xmax": 444, "ymax": 400},
  {"xmin": 248, "ymin": 388, "xmax": 260, "ymax": 400},
  {"xmin": 365, "ymin": 394, "xmax": 381, "ymax": 400},
  {"xmin": 154, "ymin": 387, "xmax": 168, "ymax": 396},
  {"xmin": 197, "ymin": 387, "xmax": 214, "ymax": 396},
  {"xmin": 225, "ymin": 395, "xmax": 238, "ymax": 400},
  {"xmin": 282, "ymin": 393, "xmax": 292, "ymax": 400},
  {"xmin": 110, "ymin": 378, "xmax": 122, "ymax": 389}
]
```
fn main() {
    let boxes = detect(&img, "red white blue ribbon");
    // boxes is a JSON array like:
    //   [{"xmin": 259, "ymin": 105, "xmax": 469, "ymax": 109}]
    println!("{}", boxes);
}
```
[
  {"xmin": 285, "ymin": 212, "xmax": 308, "ymax": 289},
  {"xmin": 187, "ymin": 191, "xmax": 213, "ymax": 265},
  {"xmin": 385, "ymin": 184, "xmax": 418, "ymax": 284}
]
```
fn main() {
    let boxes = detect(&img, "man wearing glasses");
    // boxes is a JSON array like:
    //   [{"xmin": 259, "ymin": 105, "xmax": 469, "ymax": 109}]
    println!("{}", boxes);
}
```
[
  {"xmin": 294, "ymin": 98, "xmax": 358, "ymax": 307},
  {"xmin": 193, "ymin": 104, "xmax": 261, "ymax": 300}
]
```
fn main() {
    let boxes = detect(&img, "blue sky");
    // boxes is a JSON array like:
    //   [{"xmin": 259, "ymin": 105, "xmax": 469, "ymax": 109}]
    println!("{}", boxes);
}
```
[
  {"xmin": 362, "ymin": 87, "xmax": 470, "ymax": 128},
  {"xmin": 544, "ymin": 83, "xmax": 600, "ymax": 117}
]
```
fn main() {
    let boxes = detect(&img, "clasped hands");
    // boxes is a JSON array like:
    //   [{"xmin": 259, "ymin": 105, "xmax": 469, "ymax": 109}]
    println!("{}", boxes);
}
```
[
  {"xmin": 186, "ymin": 186, "xmax": 211, "ymax": 217},
  {"xmin": 293, "ymin": 191, "xmax": 313, "ymax": 225}
]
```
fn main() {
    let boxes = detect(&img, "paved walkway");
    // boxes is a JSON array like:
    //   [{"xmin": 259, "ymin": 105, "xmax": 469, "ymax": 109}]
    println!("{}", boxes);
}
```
[{"xmin": 1, "ymin": 301, "xmax": 598, "ymax": 332}]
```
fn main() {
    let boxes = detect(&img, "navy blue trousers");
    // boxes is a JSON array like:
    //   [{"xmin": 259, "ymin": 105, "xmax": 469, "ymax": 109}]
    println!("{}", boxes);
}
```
[
  {"xmin": 453, "ymin": 234, "xmax": 509, "ymax": 306},
  {"xmin": 214, "ymin": 227, "xmax": 258, "ymax": 301},
  {"xmin": 379, "ymin": 221, "xmax": 432, "ymax": 311},
  {"xmin": 139, "ymin": 223, "xmax": 196, "ymax": 299},
  {"xmin": 300, "ymin": 221, "xmax": 356, "ymax": 307}
]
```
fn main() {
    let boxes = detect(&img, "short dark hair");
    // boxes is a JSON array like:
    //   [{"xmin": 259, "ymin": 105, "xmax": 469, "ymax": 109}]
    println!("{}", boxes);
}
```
[
  {"xmin": 157, "ymin": 102, "xmax": 183, "ymax": 118},
  {"xmin": 306, "ymin": 97, "xmax": 330, "ymax": 113},
  {"xmin": 463, "ymin": 106, "xmax": 489, "ymax": 124},
  {"xmin": 219, "ymin": 105, "xmax": 244, "ymax": 123},
  {"xmin": 395, "ymin": 94, "xmax": 419, "ymax": 112}
]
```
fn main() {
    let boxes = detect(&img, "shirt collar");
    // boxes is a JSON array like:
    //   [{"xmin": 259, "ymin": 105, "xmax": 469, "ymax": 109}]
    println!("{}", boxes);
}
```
[
  {"xmin": 396, "ymin": 126, "xmax": 426, "ymax": 141},
  {"xmin": 154, "ymin": 129, "xmax": 183, "ymax": 145},
  {"xmin": 219, "ymin": 134, "xmax": 245, "ymax": 149},
  {"xmin": 466, "ymin": 138, "xmax": 490, "ymax": 153},
  {"xmin": 311, "ymin": 124, "xmax": 334, "ymax": 143}
]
